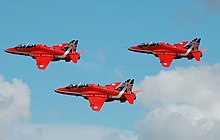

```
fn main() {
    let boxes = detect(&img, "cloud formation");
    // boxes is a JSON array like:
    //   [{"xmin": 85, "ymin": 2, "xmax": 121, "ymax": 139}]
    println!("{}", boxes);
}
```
[
  {"xmin": 2, "ymin": 64, "xmax": 220, "ymax": 140},
  {"xmin": 0, "ymin": 75, "xmax": 137, "ymax": 140},
  {"xmin": 136, "ymin": 64, "xmax": 220, "ymax": 140},
  {"xmin": 0, "ymin": 76, "xmax": 31, "ymax": 139},
  {"xmin": 137, "ymin": 105, "xmax": 220, "ymax": 140},
  {"xmin": 96, "ymin": 49, "xmax": 106, "ymax": 62},
  {"xmin": 8, "ymin": 124, "xmax": 137, "ymax": 140},
  {"xmin": 202, "ymin": 0, "xmax": 220, "ymax": 9}
]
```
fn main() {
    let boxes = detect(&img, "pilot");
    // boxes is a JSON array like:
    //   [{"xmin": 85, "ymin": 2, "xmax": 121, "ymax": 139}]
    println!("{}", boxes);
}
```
[
  {"xmin": 150, "ymin": 43, "xmax": 157, "ymax": 46},
  {"xmin": 69, "ymin": 84, "xmax": 74, "ymax": 89}
]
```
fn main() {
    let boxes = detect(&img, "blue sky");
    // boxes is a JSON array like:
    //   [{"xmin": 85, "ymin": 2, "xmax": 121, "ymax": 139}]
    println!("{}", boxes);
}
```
[{"xmin": 1, "ymin": 0, "xmax": 220, "ymax": 139}]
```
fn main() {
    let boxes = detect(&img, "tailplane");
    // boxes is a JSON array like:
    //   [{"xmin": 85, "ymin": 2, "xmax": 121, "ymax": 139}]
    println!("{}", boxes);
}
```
[
  {"xmin": 184, "ymin": 38, "xmax": 208, "ymax": 61},
  {"xmin": 192, "ymin": 48, "xmax": 208, "ymax": 61},
  {"xmin": 69, "ymin": 53, "xmax": 80, "ymax": 63},
  {"xmin": 124, "ymin": 94, "xmax": 135, "ymax": 104}
]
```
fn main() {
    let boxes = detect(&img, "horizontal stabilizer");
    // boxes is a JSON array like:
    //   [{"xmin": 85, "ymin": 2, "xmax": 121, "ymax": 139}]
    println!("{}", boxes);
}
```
[
  {"xmin": 192, "ymin": 52, "xmax": 202, "ymax": 61},
  {"xmin": 200, "ymin": 48, "xmax": 208, "ymax": 52},
  {"xmin": 69, "ymin": 53, "xmax": 80, "ymax": 63},
  {"xmin": 124, "ymin": 94, "xmax": 135, "ymax": 104},
  {"xmin": 78, "ymin": 50, "xmax": 87, "ymax": 54},
  {"xmin": 133, "ymin": 90, "xmax": 142, "ymax": 94}
]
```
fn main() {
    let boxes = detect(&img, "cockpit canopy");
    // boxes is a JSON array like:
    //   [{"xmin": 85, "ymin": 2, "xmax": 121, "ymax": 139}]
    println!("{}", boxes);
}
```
[
  {"xmin": 14, "ymin": 44, "xmax": 36, "ymax": 49},
  {"xmin": 65, "ymin": 83, "xmax": 88, "ymax": 89},
  {"xmin": 137, "ymin": 42, "xmax": 159, "ymax": 48}
]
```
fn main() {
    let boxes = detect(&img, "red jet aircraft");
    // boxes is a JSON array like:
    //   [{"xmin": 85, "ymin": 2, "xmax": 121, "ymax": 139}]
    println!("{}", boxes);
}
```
[
  {"xmin": 128, "ymin": 38, "xmax": 207, "ymax": 67},
  {"xmin": 5, "ymin": 40, "xmax": 85, "ymax": 70},
  {"xmin": 54, "ymin": 79, "xmax": 141, "ymax": 112}
]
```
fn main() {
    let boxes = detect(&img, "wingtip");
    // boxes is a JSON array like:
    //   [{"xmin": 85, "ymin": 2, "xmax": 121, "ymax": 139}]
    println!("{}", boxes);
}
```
[
  {"xmin": 37, "ymin": 65, "xmax": 47, "ymax": 70},
  {"xmin": 91, "ymin": 105, "xmax": 101, "ymax": 112},
  {"xmin": 161, "ymin": 62, "xmax": 171, "ymax": 68}
]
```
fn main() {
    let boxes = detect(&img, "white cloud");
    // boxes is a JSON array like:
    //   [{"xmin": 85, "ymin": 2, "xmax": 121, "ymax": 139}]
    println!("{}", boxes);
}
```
[
  {"xmin": 136, "ymin": 64, "xmax": 220, "ymax": 140},
  {"xmin": 112, "ymin": 67, "xmax": 126, "ymax": 79},
  {"xmin": 9, "ymin": 124, "xmax": 137, "ymax": 140},
  {"xmin": 0, "ymin": 75, "xmax": 137, "ymax": 140},
  {"xmin": 2, "ymin": 64, "xmax": 220, "ymax": 140},
  {"xmin": 136, "ymin": 105, "xmax": 220, "ymax": 140},
  {"xmin": 138, "ymin": 64, "xmax": 220, "ymax": 117},
  {"xmin": 96, "ymin": 49, "xmax": 106, "ymax": 62},
  {"xmin": 202, "ymin": 0, "xmax": 220, "ymax": 9},
  {"xmin": 0, "ymin": 76, "xmax": 31, "ymax": 139}
]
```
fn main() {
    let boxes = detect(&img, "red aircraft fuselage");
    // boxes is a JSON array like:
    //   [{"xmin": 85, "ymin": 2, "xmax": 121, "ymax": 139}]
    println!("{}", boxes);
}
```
[
  {"xmin": 128, "ymin": 38, "xmax": 207, "ymax": 67},
  {"xmin": 5, "ymin": 40, "xmax": 83, "ymax": 70},
  {"xmin": 55, "ymin": 79, "xmax": 141, "ymax": 112}
]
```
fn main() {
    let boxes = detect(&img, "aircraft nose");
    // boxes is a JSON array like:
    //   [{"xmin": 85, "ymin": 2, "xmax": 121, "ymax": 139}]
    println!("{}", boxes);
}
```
[
  {"xmin": 4, "ymin": 48, "xmax": 11, "ymax": 52},
  {"xmin": 54, "ymin": 88, "xmax": 64, "ymax": 93},
  {"xmin": 128, "ymin": 46, "xmax": 137, "ymax": 51},
  {"xmin": 5, "ymin": 48, "xmax": 15, "ymax": 53}
]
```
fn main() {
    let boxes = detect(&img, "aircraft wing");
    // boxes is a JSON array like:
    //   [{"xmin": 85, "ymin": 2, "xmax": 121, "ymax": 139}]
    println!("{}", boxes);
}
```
[
  {"xmin": 174, "ymin": 41, "xmax": 188, "ymax": 48},
  {"xmin": 35, "ymin": 56, "xmax": 53, "ymax": 70},
  {"xmin": 105, "ymin": 82, "xmax": 121, "ymax": 89},
  {"xmin": 87, "ymin": 96, "xmax": 107, "ymax": 112},
  {"xmin": 158, "ymin": 54, "xmax": 175, "ymax": 68}
]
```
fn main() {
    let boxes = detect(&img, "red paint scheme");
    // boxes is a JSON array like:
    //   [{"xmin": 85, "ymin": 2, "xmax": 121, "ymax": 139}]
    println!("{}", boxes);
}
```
[
  {"xmin": 5, "ymin": 40, "xmax": 85, "ymax": 70},
  {"xmin": 128, "ymin": 38, "xmax": 207, "ymax": 67},
  {"xmin": 54, "ymin": 79, "xmax": 141, "ymax": 112}
]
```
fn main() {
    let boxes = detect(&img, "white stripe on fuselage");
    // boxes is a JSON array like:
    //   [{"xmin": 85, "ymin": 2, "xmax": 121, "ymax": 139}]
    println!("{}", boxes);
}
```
[
  {"xmin": 57, "ymin": 46, "xmax": 73, "ymax": 58},
  {"xmin": 111, "ymin": 80, "xmax": 132, "ymax": 99},
  {"xmin": 178, "ymin": 45, "xmax": 194, "ymax": 56},
  {"xmin": 111, "ymin": 87, "xmax": 126, "ymax": 99}
]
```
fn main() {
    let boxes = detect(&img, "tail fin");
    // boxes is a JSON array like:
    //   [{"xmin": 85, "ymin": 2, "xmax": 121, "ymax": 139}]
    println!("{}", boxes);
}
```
[
  {"xmin": 69, "ymin": 40, "xmax": 78, "ymax": 46},
  {"xmin": 117, "ymin": 79, "xmax": 134, "ymax": 104},
  {"xmin": 66, "ymin": 40, "xmax": 79, "ymax": 63},
  {"xmin": 116, "ymin": 79, "xmax": 134, "ymax": 93},
  {"xmin": 68, "ymin": 40, "xmax": 78, "ymax": 53},
  {"xmin": 184, "ymin": 38, "xmax": 201, "ymax": 51}
]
